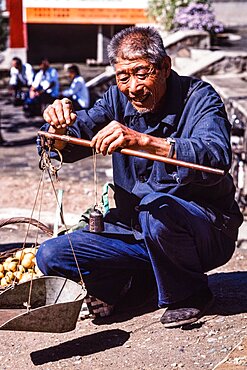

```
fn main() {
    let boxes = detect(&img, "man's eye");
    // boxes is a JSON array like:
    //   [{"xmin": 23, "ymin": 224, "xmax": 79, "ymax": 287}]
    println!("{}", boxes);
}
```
[
  {"xmin": 118, "ymin": 75, "xmax": 130, "ymax": 83},
  {"xmin": 136, "ymin": 73, "xmax": 148, "ymax": 80}
]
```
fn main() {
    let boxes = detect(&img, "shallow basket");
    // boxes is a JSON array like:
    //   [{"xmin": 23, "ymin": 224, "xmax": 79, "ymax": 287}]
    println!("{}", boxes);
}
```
[{"xmin": 0, "ymin": 276, "xmax": 86, "ymax": 333}]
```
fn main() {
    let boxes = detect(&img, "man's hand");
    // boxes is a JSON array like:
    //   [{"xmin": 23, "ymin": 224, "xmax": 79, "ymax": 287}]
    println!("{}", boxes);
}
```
[
  {"xmin": 91, "ymin": 121, "xmax": 175, "ymax": 158},
  {"xmin": 43, "ymin": 98, "xmax": 77, "ymax": 131},
  {"xmin": 90, "ymin": 121, "xmax": 147, "ymax": 155}
]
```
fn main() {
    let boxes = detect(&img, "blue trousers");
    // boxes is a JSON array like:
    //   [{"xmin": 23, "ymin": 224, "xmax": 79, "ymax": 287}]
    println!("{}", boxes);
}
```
[{"xmin": 36, "ymin": 193, "xmax": 235, "ymax": 307}]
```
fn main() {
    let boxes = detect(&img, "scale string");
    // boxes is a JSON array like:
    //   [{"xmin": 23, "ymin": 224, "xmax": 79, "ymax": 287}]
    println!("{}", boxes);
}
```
[
  {"xmin": 19, "ymin": 169, "xmax": 46, "ymax": 310},
  {"xmin": 40, "ymin": 146, "xmax": 85, "ymax": 287},
  {"xmin": 46, "ymin": 168, "xmax": 85, "ymax": 287},
  {"xmin": 22, "ymin": 170, "xmax": 45, "ymax": 250},
  {"xmin": 92, "ymin": 147, "xmax": 98, "ymax": 207},
  {"xmin": 12, "ymin": 169, "xmax": 46, "ymax": 290},
  {"xmin": 34, "ymin": 172, "xmax": 45, "ymax": 246}
]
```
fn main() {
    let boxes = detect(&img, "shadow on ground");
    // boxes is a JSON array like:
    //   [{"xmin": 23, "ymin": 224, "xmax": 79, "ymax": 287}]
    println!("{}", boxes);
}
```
[
  {"xmin": 30, "ymin": 328, "xmax": 130, "ymax": 365},
  {"xmin": 180, "ymin": 271, "xmax": 247, "ymax": 331},
  {"xmin": 209, "ymin": 271, "xmax": 247, "ymax": 315},
  {"xmin": 90, "ymin": 271, "xmax": 247, "ymax": 327},
  {"xmin": 27, "ymin": 272, "xmax": 247, "ymax": 365}
]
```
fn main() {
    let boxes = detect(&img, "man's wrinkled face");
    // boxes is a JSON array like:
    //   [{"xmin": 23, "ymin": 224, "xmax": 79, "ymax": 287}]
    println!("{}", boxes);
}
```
[{"xmin": 115, "ymin": 57, "xmax": 171, "ymax": 113}]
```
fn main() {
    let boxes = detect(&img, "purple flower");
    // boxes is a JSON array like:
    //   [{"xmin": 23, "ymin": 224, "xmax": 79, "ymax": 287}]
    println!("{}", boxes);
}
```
[{"xmin": 173, "ymin": 2, "xmax": 224, "ymax": 34}]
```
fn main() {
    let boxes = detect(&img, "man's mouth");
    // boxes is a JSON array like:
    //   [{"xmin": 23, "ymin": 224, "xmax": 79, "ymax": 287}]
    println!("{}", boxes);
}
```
[{"xmin": 130, "ymin": 94, "xmax": 150, "ymax": 104}]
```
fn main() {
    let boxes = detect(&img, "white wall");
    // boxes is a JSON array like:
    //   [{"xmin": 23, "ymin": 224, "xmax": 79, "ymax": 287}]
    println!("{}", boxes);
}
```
[{"xmin": 212, "ymin": 2, "xmax": 247, "ymax": 27}]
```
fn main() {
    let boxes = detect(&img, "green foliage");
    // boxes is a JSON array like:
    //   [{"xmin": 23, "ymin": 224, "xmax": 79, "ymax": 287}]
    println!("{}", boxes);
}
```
[
  {"xmin": 0, "ymin": 11, "xmax": 8, "ymax": 51},
  {"xmin": 147, "ymin": 0, "xmax": 209, "ymax": 31}
]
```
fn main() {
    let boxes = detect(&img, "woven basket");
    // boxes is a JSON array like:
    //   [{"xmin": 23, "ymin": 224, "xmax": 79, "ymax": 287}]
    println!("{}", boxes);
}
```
[{"xmin": 0, "ymin": 217, "xmax": 53, "ymax": 262}]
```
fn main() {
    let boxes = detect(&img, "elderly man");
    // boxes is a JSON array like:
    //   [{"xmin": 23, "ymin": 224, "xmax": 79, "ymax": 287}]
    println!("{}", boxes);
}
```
[{"xmin": 37, "ymin": 26, "xmax": 243, "ymax": 328}]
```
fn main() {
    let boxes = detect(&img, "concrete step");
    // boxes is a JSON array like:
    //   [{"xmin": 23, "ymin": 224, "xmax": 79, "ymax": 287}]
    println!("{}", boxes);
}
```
[{"xmin": 173, "ymin": 49, "xmax": 247, "ymax": 77}]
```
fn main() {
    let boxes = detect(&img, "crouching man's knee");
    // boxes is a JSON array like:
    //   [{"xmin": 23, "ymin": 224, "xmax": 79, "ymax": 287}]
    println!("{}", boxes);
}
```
[{"xmin": 36, "ymin": 239, "xmax": 59, "ymax": 275}]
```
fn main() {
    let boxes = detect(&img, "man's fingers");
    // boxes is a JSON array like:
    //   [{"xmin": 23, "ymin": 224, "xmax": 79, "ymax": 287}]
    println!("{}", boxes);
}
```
[
  {"xmin": 91, "ymin": 121, "xmax": 129, "ymax": 154},
  {"xmin": 107, "ymin": 136, "xmax": 124, "ymax": 154},
  {"xmin": 61, "ymin": 98, "xmax": 77, "ymax": 125},
  {"xmin": 43, "ymin": 99, "xmax": 77, "ymax": 129},
  {"xmin": 62, "ymin": 98, "xmax": 72, "ymax": 105},
  {"xmin": 91, "ymin": 129, "xmax": 113, "ymax": 153},
  {"xmin": 54, "ymin": 99, "xmax": 67, "ymax": 127},
  {"xmin": 61, "ymin": 98, "xmax": 74, "ymax": 125},
  {"xmin": 91, "ymin": 123, "xmax": 119, "ymax": 146},
  {"xmin": 43, "ymin": 106, "xmax": 53, "ymax": 124},
  {"xmin": 92, "ymin": 129, "xmax": 124, "ymax": 155},
  {"xmin": 98, "ymin": 132, "xmax": 119, "ymax": 155},
  {"xmin": 43, "ymin": 103, "xmax": 62, "ymax": 127},
  {"xmin": 70, "ymin": 112, "xmax": 77, "ymax": 125}
]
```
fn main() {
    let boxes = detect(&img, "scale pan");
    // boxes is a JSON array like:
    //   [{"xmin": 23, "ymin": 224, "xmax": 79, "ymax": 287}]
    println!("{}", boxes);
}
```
[{"xmin": 0, "ymin": 276, "xmax": 86, "ymax": 333}]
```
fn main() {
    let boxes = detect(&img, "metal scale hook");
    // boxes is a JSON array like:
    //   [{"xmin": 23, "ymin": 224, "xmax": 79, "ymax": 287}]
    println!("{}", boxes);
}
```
[
  {"xmin": 89, "ymin": 147, "xmax": 104, "ymax": 233},
  {"xmin": 39, "ymin": 135, "xmax": 63, "ymax": 179}
]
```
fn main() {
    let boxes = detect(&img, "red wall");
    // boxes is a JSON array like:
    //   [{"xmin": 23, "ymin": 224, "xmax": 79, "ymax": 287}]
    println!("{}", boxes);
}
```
[{"xmin": 9, "ymin": 0, "xmax": 25, "ymax": 48}]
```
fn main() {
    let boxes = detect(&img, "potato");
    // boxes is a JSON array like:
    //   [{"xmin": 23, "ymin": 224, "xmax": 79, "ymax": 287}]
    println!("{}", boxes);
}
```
[
  {"xmin": 18, "ymin": 265, "xmax": 25, "ymax": 273},
  {"xmin": 5, "ymin": 271, "xmax": 14, "ymax": 280},
  {"xmin": 23, "ymin": 247, "xmax": 37, "ymax": 255},
  {"xmin": 15, "ymin": 250, "xmax": 25, "ymax": 261},
  {"xmin": 13, "ymin": 271, "xmax": 23, "ymax": 281},
  {"xmin": 3, "ymin": 262, "xmax": 9, "ymax": 271},
  {"xmin": 21, "ymin": 255, "xmax": 34, "ymax": 269},
  {"xmin": 5, "ymin": 257, "xmax": 13, "ymax": 263},
  {"xmin": 4, "ymin": 274, "xmax": 12, "ymax": 283},
  {"xmin": 21, "ymin": 260, "xmax": 33, "ymax": 269},
  {"xmin": 8, "ymin": 261, "xmax": 18, "ymax": 272},
  {"xmin": 1, "ymin": 277, "xmax": 8, "ymax": 287},
  {"xmin": 0, "ymin": 245, "xmax": 41, "ymax": 288},
  {"xmin": 24, "ymin": 252, "xmax": 35, "ymax": 260}
]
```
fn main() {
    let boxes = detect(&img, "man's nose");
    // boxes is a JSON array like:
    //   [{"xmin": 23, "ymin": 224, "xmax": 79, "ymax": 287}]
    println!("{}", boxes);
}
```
[{"xmin": 128, "ymin": 76, "xmax": 142, "ymax": 94}]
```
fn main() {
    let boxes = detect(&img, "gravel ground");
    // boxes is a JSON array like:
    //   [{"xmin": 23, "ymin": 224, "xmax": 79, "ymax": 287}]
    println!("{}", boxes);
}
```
[{"xmin": 0, "ymin": 89, "xmax": 246, "ymax": 370}]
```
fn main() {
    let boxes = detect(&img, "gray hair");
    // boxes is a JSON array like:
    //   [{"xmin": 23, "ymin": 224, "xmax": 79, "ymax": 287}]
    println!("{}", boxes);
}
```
[{"xmin": 107, "ymin": 26, "xmax": 167, "ymax": 69}]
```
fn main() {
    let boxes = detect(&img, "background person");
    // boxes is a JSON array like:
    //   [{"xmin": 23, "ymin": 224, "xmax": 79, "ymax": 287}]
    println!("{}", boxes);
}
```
[
  {"xmin": 61, "ymin": 64, "xmax": 90, "ymax": 110},
  {"xmin": 24, "ymin": 58, "xmax": 59, "ymax": 117},
  {"xmin": 37, "ymin": 26, "xmax": 243, "ymax": 328},
  {"xmin": 9, "ymin": 57, "xmax": 34, "ymax": 106}
]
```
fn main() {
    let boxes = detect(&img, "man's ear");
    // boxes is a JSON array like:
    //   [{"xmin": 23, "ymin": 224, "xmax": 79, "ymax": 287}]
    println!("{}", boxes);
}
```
[{"xmin": 161, "ymin": 56, "xmax": 171, "ymax": 78}]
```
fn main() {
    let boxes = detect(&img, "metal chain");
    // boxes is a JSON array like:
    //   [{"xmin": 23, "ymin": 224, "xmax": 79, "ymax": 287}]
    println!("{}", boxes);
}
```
[
  {"xmin": 39, "ymin": 142, "xmax": 85, "ymax": 287},
  {"xmin": 39, "ymin": 147, "xmax": 63, "ymax": 179}
]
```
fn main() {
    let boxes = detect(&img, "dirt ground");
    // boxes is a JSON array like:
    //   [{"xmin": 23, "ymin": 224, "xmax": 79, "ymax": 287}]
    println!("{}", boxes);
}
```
[{"xmin": 0, "ymin": 89, "xmax": 247, "ymax": 369}]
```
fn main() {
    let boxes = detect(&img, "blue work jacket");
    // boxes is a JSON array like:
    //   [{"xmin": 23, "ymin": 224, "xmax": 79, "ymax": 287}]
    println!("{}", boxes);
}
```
[{"xmin": 39, "ymin": 70, "xmax": 243, "ymax": 240}]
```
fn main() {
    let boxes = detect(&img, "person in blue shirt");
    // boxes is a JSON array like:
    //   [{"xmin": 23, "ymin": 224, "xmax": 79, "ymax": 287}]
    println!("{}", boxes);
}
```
[
  {"xmin": 37, "ymin": 26, "xmax": 243, "ymax": 328},
  {"xmin": 61, "ymin": 64, "xmax": 90, "ymax": 110},
  {"xmin": 24, "ymin": 58, "xmax": 59, "ymax": 117}
]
